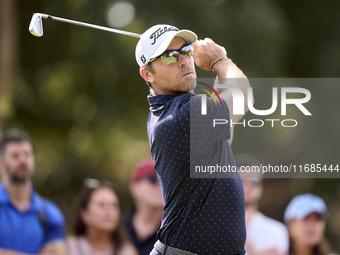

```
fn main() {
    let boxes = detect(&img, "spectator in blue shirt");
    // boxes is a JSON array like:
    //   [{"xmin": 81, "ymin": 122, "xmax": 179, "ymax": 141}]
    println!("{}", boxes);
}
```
[
  {"xmin": 135, "ymin": 25, "xmax": 252, "ymax": 255},
  {"xmin": 0, "ymin": 129, "xmax": 66, "ymax": 255}
]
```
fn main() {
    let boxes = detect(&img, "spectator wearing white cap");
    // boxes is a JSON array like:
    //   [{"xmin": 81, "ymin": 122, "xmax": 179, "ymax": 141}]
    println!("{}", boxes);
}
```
[{"xmin": 284, "ymin": 193, "xmax": 336, "ymax": 255}]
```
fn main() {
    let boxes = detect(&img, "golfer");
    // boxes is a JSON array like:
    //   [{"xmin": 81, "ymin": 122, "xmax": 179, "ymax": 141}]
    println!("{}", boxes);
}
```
[{"xmin": 136, "ymin": 24, "xmax": 252, "ymax": 255}]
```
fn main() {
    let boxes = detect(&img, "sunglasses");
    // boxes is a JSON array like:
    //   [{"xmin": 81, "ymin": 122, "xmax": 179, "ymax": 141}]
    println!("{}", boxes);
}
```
[
  {"xmin": 84, "ymin": 178, "xmax": 112, "ymax": 189},
  {"xmin": 242, "ymin": 179, "xmax": 261, "ymax": 186},
  {"xmin": 140, "ymin": 175, "xmax": 159, "ymax": 185},
  {"xmin": 148, "ymin": 44, "xmax": 194, "ymax": 66}
]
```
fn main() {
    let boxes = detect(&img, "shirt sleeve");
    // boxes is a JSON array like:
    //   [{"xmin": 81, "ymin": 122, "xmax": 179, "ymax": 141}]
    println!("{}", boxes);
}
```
[
  {"xmin": 189, "ymin": 94, "xmax": 230, "ymax": 157},
  {"xmin": 44, "ymin": 199, "xmax": 66, "ymax": 244},
  {"xmin": 66, "ymin": 237, "xmax": 81, "ymax": 255}
]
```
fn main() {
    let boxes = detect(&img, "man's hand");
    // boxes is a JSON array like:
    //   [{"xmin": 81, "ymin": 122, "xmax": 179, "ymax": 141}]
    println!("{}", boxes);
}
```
[
  {"xmin": 193, "ymin": 38, "xmax": 226, "ymax": 71},
  {"xmin": 0, "ymin": 241, "xmax": 66, "ymax": 255},
  {"xmin": 39, "ymin": 241, "xmax": 66, "ymax": 255},
  {"xmin": 0, "ymin": 247, "xmax": 33, "ymax": 255}
]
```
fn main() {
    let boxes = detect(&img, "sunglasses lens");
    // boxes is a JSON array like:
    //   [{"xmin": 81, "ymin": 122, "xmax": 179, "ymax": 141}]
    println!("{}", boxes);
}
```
[
  {"xmin": 161, "ymin": 51, "xmax": 179, "ymax": 65},
  {"xmin": 148, "ymin": 176, "xmax": 158, "ymax": 184},
  {"xmin": 84, "ymin": 178, "xmax": 101, "ymax": 188},
  {"xmin": 242, "ymin": 179, "xmax": 261, "ymax": 186},
  {"xmin": 158, "ymin": 45, "xmax": 193, "ymax": 65},
  {"xmin": 181, "ymin": 45, "xmax": 194, "ymax": 58},
  {"xmin": 251, "ymin": 180, "xmax": 260, "ymax": 186}
]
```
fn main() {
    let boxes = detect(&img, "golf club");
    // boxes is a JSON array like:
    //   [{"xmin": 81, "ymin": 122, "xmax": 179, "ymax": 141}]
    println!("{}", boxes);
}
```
[
  {"xmin": 29, "ymin": 13, "xmax": 227, "ymax": 56},
  {"xmin": 29, "ymin": 13, "xmax": 141, "ymax": 38}
]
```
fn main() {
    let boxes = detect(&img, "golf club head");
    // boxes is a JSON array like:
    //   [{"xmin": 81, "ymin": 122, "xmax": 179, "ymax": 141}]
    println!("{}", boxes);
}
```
[{"xmin": 29, "ymin": 13, "xmax": 47, "ymax": 37}]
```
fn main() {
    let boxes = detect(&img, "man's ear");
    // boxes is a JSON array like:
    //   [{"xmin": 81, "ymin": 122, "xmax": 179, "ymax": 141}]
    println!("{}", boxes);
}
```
[
  {"xmin": 140, "ymin": 67, "xmax": 154, "ymax": 84},
  {"xmin": 0, "ymin": 157, "xmax": 4, "ymax": 174}
]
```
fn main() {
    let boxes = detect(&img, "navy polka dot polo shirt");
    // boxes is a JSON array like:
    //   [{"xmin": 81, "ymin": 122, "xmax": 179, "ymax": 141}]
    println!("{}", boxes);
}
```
[{"xmin": 147, "ymin": 93, "xmax": 246, "ymax": 255}]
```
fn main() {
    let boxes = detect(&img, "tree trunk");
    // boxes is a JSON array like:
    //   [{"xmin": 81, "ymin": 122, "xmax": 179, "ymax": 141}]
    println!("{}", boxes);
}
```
[{"xmin": 0, "ymin": 0, "xmax": 17, "ymax": 133}]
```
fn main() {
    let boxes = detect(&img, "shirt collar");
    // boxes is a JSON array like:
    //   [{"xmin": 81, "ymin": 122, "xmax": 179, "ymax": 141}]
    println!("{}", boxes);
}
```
[
  {"xmin": 31, "ymin": 188, "xmax": 43, "ymax": 212},
  {"xmin": 0, "ymin": 182, "xmax": 9, "ymax": 204},
  {"xmin": 147, "ymin": 93, "xmax": 191, "ymax": 112},
  {"xmin": 0, "ymin": 182, "xmax": 42, "ymax": 212}
]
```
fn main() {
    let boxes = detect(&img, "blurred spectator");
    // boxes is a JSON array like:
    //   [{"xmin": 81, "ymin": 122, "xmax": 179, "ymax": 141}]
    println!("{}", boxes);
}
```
[
  {"xmin": 124, "ymin": 159, "xmax": 163, "ymax": 255},
  {"xmin": 284, "ymin": 193, "xmax": 336, "ymax": 255},
  {"xmin": 67, "ymin": 179, "xmax": 138, "ymax": 255},
  {"xmin": 236, "ymin": 154, "xmax": 289, "ymax": 255},
  {"xmin": 0, "ymin": 129, "xmax": 66, "ymax": 255}
]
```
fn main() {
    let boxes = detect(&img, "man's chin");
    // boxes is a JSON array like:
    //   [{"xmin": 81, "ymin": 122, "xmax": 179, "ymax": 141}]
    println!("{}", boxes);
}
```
[
  {"xmin": 245, "ymin": 200, "xmax": 259, "ymax": 208},
  {"xmin": 189, "ymin": 80, "xmax": 197, "ymax": 91},
  {"xmin": 10, "ymin": 174, "xmax": 31, "ymax": 184},
  {"xmin": 179, "ymin": 75, "xmax": 195, "ymax": 90},
  {"xmin": 181, "ymin": 82, "xmax": 196, "ymax": 94}
]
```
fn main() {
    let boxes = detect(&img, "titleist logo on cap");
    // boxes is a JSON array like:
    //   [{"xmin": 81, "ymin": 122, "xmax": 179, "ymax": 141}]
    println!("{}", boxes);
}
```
[
  {"xmin": 140, "ymin": 55, "xmax": 146, "ymax": 64},
  {"xmin": 150, "ymin": 26, "xmax": 179, "ymax": 45}
]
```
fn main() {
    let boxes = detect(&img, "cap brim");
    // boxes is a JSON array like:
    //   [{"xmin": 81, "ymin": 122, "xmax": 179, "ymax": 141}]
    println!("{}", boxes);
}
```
[
  {"xmin": 151, "ymin": 30, "xmax": 197, "ymax": 59},
  {"xmin": 298, "ymin": 208, "xmax": 327, "ymax": 219},
  {"xmin": 284, "ymin": 207, "xmax": 327, "ymax": 222}
]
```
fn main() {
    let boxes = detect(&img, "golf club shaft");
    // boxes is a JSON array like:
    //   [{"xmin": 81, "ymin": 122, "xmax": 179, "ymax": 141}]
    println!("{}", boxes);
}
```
[{"xmin": 42, "ymin": 14, "xmax": 141, "ymax": 38}]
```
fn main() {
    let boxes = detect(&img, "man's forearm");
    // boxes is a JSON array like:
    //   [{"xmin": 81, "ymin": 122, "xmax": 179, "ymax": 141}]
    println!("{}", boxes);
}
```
[
  {"xmin": 213, "ymin": 58, "xmax": 253, "ymax": 122},
  {"xmin": 213, "ymin": 58, "xmax": 249, "ymax": 93},
  {"xmin": 192, "ymin": 38, "xmax": 253, "ymax": 120}
]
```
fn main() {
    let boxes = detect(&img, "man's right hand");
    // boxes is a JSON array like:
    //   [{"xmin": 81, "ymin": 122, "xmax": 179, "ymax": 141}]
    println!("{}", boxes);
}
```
[{"xmin": 192, "ymin": 38, "xmax": 226, "ymax": 71}]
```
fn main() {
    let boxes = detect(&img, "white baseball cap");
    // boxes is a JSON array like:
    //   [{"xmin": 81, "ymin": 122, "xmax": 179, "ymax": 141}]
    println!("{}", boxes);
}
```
[
  {"xmin": 283, "ymin": 193, "xmax": 327, "ymax": 223},
  {"xmin": 135, "ymin": 24, "xmax": 198, "ymax": 67}
]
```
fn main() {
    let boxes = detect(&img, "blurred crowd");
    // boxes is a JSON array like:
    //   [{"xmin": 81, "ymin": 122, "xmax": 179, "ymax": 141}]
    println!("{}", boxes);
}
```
[{"xmin": 0, "ymin": 129, "xmax": 337, "ymax": 255}]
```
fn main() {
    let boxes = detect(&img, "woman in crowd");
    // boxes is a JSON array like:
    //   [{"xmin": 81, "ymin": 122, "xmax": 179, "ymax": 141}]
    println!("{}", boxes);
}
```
[
  {"xmin": 284, "ymin": 193, "xmax": 336, "ymax": 255},
  {"xmin": 67, "ymin": 179, "xmax": 138, "ymax": 255}
]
